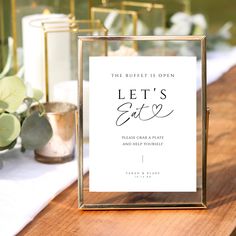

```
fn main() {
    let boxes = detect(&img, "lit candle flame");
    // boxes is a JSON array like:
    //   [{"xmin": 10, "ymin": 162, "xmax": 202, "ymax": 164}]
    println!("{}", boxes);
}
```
[{"xmin": 43, "ymin": 8, "xmax": 51, "ymax": 15}]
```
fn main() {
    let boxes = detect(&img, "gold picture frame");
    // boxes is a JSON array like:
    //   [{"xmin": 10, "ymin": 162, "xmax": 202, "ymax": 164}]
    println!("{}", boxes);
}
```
[
  {"xmin": 78, "ymin": 35, "xmax": 208, "ymax": 210},
  {"xmin": 91, "ymin": 6, "xmax": 138, "ymax": 49},
  {"xmin": 90, "ymin": 2, "xmax": 165, "ymax": 50}
]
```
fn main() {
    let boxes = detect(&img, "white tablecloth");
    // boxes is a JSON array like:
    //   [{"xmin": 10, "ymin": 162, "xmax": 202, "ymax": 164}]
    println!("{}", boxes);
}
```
[
  {"xmin": 0, "ymin": 145, "xmax": 88, "ymax": 236},
  {"xmin": 199, "ymin": 47, "xmax": 236, "ymax": 89}
]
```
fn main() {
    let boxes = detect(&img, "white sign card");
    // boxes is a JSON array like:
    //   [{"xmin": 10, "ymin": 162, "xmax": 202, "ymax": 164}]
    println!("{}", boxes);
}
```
[{"xmin": 89, "ymin": 56, "xmax": 197, "ymax": 192}]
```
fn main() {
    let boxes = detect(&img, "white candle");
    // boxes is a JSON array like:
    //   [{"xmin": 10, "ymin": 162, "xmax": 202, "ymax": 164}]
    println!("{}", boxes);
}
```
[
  {"xmin": 22, "ymin": 13, "xmax": 70, "ymax": 100},
  {"xmin": 16, "ymin": 5, "xmax": 53, "ymax": 46}
]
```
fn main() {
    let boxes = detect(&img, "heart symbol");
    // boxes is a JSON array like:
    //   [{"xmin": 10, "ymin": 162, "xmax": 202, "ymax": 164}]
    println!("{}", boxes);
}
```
[{"xmin": 152, "ymin": 104, "xmax": 162, "ymax": 116}]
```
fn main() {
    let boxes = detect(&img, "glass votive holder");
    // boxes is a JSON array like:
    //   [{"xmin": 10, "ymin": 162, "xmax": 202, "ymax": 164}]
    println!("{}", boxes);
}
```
[{"xmin": 32, "ymin": 102, "xmax": 77, "ymax": 164}]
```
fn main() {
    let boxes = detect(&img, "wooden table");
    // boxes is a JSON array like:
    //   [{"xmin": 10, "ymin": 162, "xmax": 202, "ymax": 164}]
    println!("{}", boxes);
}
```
[{"xmin": 19, "ymin": 67, "xmax": 236, "ymax": 236}]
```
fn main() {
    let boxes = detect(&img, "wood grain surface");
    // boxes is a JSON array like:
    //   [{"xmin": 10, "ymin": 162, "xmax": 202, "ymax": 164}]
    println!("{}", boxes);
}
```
[{"xmin": 19, "ymin": 67, "xmax": 236, "ymax": 236}]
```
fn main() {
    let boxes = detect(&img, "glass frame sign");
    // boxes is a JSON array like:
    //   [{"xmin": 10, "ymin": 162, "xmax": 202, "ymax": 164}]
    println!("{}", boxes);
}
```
[{"xmin": 77, "ymin": 35, "xmax": 208, "ymax": 210}]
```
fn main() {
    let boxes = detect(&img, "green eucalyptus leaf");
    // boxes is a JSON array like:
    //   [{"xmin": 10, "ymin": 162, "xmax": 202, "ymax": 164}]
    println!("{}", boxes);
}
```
[
  {"xmin": 0, "ymin": 113, "xmax": 21, "ymax": 147},
  {"xmin": 0, "ymin": 101, "xmax": 8, "ymax": 114},
  {"xmin": 0, "ymin": 100, "xmax": 8, "ymax": 110},
  {"xmin": 0, "ymin": 138, "xmax": 17, "ymax": 151},
  {"xmin": 0, "ymin": 76, "xmax": 26, "ymax": 112},
  {"xmin": 33, "ymin": 89, "xmax": 43, "ymax": 101},
  {"xmin": 21, "ymin": 111, "xmax": 53, "ymax": 150}
]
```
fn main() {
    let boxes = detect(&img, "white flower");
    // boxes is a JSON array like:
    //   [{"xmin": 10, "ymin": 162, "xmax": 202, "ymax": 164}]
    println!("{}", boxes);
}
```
[
  {"xmin": 140, "ymin": 23, "xmax": 148, "ymax": 35},
  {"xmin": 166, "ymin": 21, "xmax": 192, "ymax": 35},
  {"xmin": 104, "ymin": 12, "xmax": 119, "ymax": 30},
  {"xmin": 192, "ymin": 14, "xmax": 207, "ymax": 30},
  {"xmin": 170, "ymin": 12, "xmax": 191, "ymax": 25},
  {"xmin": 217, "ymin": 22, "xmax": 233, "ymax": 39},
  {"xmin": 108, "ymin": 46, "xmax": 138, "ymax": 56},
  {"xmin": 166, "ymin": 12, "xmax": 207, "ymax": 36},
  {"xmin": 16, "ymin": 103, "xmax": 28, "ymax": 114},
  {"xmin": 178, "ymin": 45, "xmax": 195, "ymax": 56},
  {"xmin": 154, "ymin": 27, "xmax": 165, "ymax": 35}
]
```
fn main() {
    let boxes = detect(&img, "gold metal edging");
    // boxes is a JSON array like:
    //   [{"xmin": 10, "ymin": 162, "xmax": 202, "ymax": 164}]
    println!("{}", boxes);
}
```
[
  {"xmin": 78, "ymin": 35, "xmax": 207, "ymax": 210},
  {"xmin": 78, "ymin": 35, "xmax": 206, "ymax": 42},
  {"xmin": 0, "ymin": 0, "xmax": 5, "ymax": 69},
  {"xmin": 70, "ymin": 0, "xmax": 75, "ymax": 17},
  {"xmin": 10, "ymin": 0, "xmax": 18, "ymax": 73},
  {"xmin": 120, "ymin": 1, "xmax": 166, "ymax": 49},
  {"xmin": 43, "ymin": 28, "xmax": 49, "ymax": 102},
  {"xmin": 183, "ymin": 0, "xmax": 191, "ymax": 15},
  {"xmin": 43, "ymin": 29, "xmax": 107, "ymax": 34},
  {"xmin": 78, "ymin": 38, "xmax": 84, "ymax": 206},
  {"xmin": 42, "ymin": 19, "xmax": 107, "ymax": 33},
  {"xmin": 201, "ymin": 36, "xmax": 207, "ymax": 207},
  {"xmin": 91, "ymin": 6, "xmax": 138, "ymax": 15},
  {"xmin": 88, "ymin": 2, "xmax": 165, "ymax": 50},
  {"xmin": 90, "ymin": 7, "xmax": 138, "ymax": 49},
  {"xmin": 80, "ymin": 203, "xmax": 207, "ymax": 210},
  {"xmin": 121, "ymin": 1, "xmax": 164, "ymax": 9}
]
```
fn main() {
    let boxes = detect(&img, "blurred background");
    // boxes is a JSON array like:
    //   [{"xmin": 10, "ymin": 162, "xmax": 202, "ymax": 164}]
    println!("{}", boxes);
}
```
[
  {"xmin": 192, "ymin": 0, "xmax": 236, "ymax": 45},
  {"xmin": 0, "ymin": 0, "xmax": 235, "ymax": 77},
  {"xmin": 76, "ymin": 0, "xmax": 236, "ymax": 43},
  {"xmin": 80, "ymin": 0, "xmax": 236, "ymax": 44}
]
